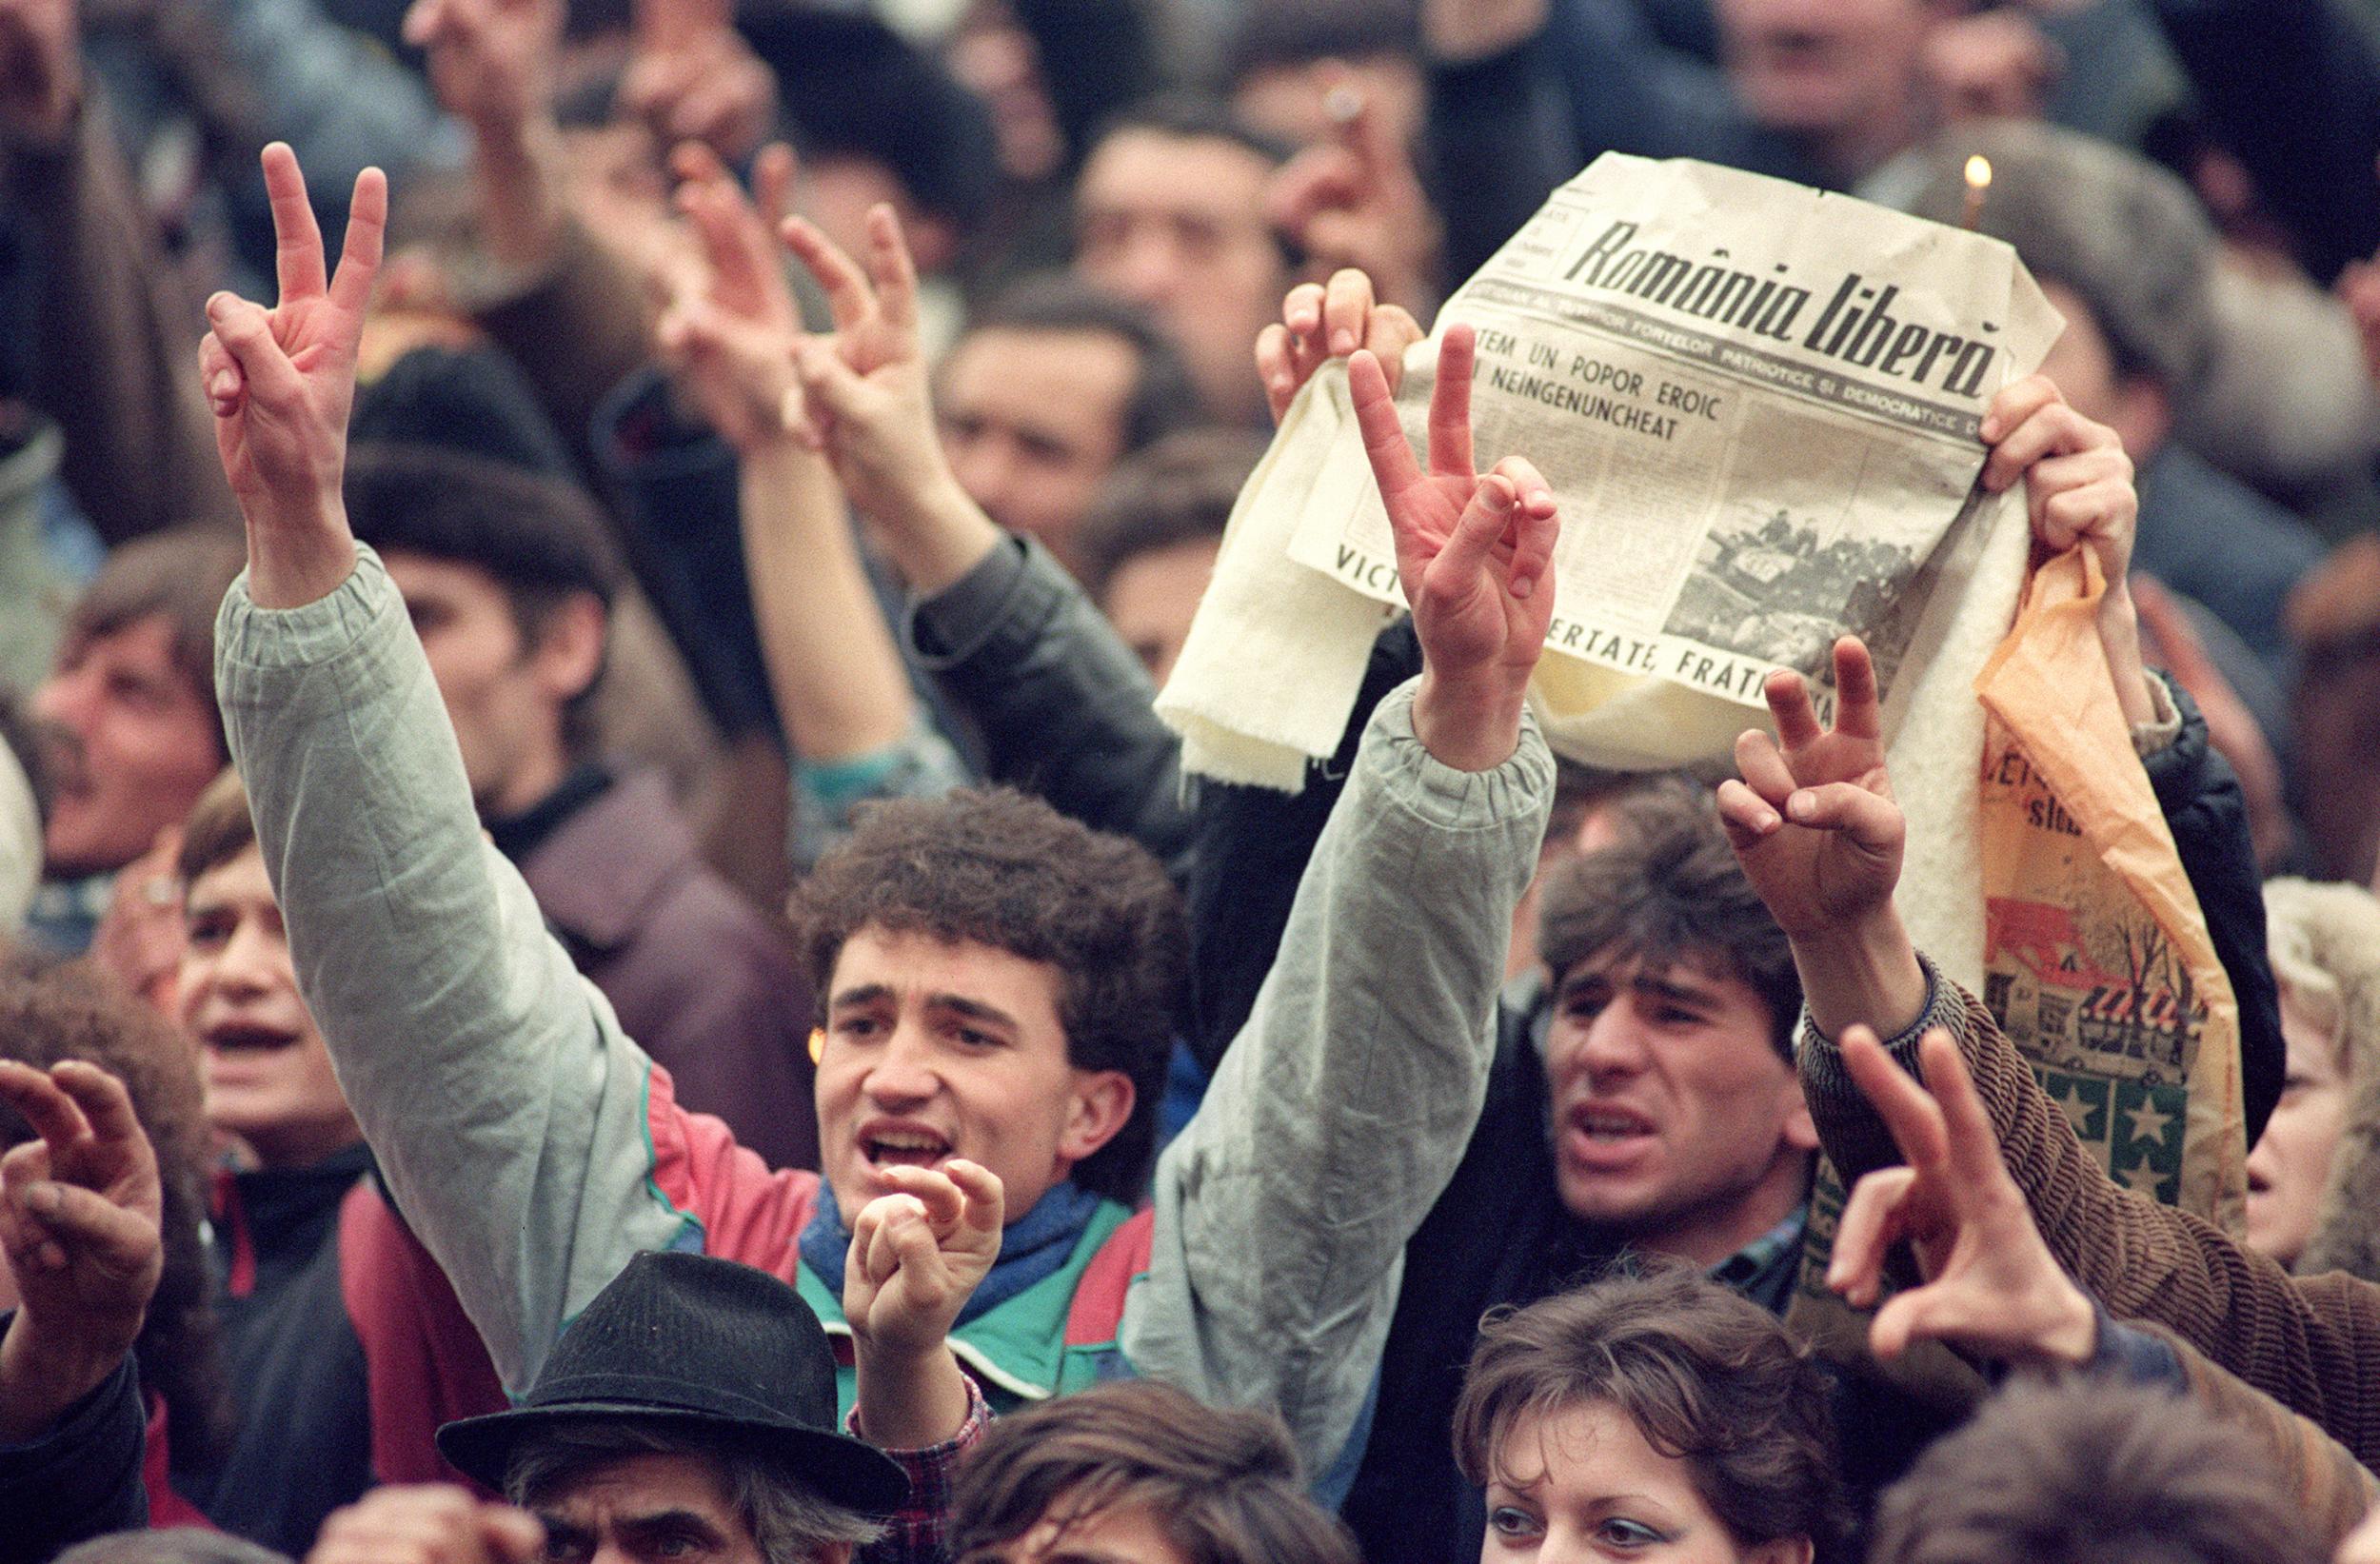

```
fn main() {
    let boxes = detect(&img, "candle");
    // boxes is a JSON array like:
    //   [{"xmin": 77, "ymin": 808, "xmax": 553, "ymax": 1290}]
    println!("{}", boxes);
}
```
[{"xmin": 1962, "ymin": 155, "xmax": 1993, "ymax": 229}]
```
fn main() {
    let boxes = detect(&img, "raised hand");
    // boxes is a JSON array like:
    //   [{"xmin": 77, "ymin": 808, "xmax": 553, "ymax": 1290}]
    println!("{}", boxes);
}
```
[
  {"xmin": 1717, "ymin": 638, "xmax": 1926, "ymax": 1039},
  {"xmin": 617, "ymin": 0, "xmax": 776, "ymax": 167},
  {"xmin": 1980, "ymin": 373, "xmax": 2137, "ymax": 583},
  {"xmin": 655, "ymin": 140, "xmax": 803, "ymax": 451},
  {"xmin": 1264, "ymin": 71, "xmax": 1442, "ymax": 320},
  {"xmin": 1254, "ymin": 267, "xmax": 1424, "ymax": 425},
  {"xmin": 1716, "ymin": 639, "xmax": 1901, "ymax": 939},
  {"xmin": 307, "ymin": 1486, "xmax": 545, "ymax": 1564},
  {"xmin": 843, "ymin": 1159, "xmax": 1001, "ymax": 1449},
  {"xmin": 0, "ymin": 1059, "xmax": 164, "ymax": 1440},
  {"xmin": 88, "ymin": 825, "xmax": 187, "ymax": 1012},
  {"xmin": 842, "ymin": 1158, "xmax": 1002, "ymax": 1359},
  {"xmin": 401, "ymin": 0, "xmax": 562, "ymax": 143},
  {"xmin": 780, "ymin": 205, "xmax": 961, "ymax": 528},
  {"xmin": 1349, "ymin": 322, "xmax": 1558, "ymax": 771},
  {"xmin": 1827, "ymin": 1025, "xmax": 2097, "ymax": 1369},
  {"xmin": 1979, "ymin": 371, "xmax": 2155, "ymax": 725},
  {"xmin": 199, "ymin": 144, "xmax": 386, "ymax": 608}
]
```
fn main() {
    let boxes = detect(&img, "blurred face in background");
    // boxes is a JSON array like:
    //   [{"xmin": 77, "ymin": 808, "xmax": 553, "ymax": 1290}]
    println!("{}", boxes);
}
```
[
  {"xmin": 1716, "ymin": 0, "xmax": 1935, "ymax": 164},
  {"xmin": 939, "ymin": 326, "xmax": 1140, "ymax": 558},
  {"xmin": 178, "ymin": 844, "xmax": 360, "ymax": 1169},
  {"xmin": 1095, "ymin": 536, "xmax": 1219, "ymax": 687},
  {"xmin": 1074, "ymin": 128, "xmax": 1285, "ymax": 422},
  {"xmin": 2245, "ymin": 985, "xmax": 2350, "ymax": 1269},
  {"xmin": 384, "ymin": 551, "xmax": 601, "ymax": 820},
  {"xmin": 33, "ymin": 617, "xmax": 223, "ymax": 880}
]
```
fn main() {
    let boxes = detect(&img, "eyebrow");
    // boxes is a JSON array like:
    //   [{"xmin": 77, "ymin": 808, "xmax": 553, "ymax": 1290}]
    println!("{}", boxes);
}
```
[
  {"xmin": 534, "ymin": 1516, "xmax": 590, "ymax": 1551},
  {"xmin": 933, "ymin": 993, "xmax": 1021, "ymax": 1030},
  {"xmin": 1488, "ymin": 1475, "xmax": 1671, "ymax": 1513},
  {"xmin": 618, "ymin": 1509, "xmax": 727, "ymax": 1543},
  {"xmin": 1556, "ymin": 967, "xmax": 1719, "ymax": 1008},
  {"xmin": 825, "ymin": 985, "xmax": 1022, "ymax": 1032}
]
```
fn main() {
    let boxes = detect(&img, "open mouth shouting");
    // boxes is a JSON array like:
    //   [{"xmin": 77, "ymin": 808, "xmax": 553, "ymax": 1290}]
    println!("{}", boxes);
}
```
[
  {"xmin": 203, "ymin": 1020, "xmax": 305, "ymax": 1054},
  {"xmin": 858, "ymin": 1119, "xmax": 955, "ymax": 1175},
  {"xmin": 1563, "ymin": 1100, "xmax": 1659, "ymax": 1170}
]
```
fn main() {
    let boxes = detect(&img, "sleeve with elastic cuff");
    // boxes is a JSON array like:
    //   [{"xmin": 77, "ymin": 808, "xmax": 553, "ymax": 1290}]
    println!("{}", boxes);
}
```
[
  {"xmin": 1795, "ymin": 951, "xmax": 1948, "ymax": 1187},
  {"xmin": 217, "ymin": 546, "xmax": 704, "ymax": 1396},
  {"xmin": 1123, "ymin": 676, "xmax": 1554, "ymax": 1487},
  {"xmin": 0, "ymin": 1349, "xmax": 147, "ymax": 1564},
  {"xmin": 2129, "ymin": 668, "xmax": 2183, "ymax": 758},
  {"xmin": 1799, "ymin": 957, "xmax": 2380, "ymax": 1469},
  {"xmin": 850, "ymin": 1374, "xmax": 990, "ymax": 1564},
  {"xmin": 785, "ymin": 713, "xmax": 973, "ymax": 873}
]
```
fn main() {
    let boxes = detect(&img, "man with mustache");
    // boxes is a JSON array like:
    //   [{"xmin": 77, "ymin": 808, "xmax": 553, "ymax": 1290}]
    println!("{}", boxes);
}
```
[{"xmin": 25, "ymin": 528, "xmax": 243, "ymax": 959}]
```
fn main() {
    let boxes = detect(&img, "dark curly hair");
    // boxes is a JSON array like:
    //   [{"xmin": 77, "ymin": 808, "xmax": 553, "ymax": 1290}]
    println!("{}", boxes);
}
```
[
  {"xmin": 951, "ymin": 1380, "xmax": 1359, "ymax": 1564},
  {"xmin": 0, "ymin": 946, "xmax": 231, "ymax": 1471},
  {"xmin": 789, "ymin": 787, "xmax": 1187, "ymax": 1201},
  {"xmin": 1454, "ymin": 1265, "xmax": 1848, "ymax": 1564}
]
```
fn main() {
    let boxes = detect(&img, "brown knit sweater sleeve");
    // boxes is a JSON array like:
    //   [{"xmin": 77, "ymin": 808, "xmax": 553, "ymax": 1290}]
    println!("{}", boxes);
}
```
[
  {"xmin": 1799, "ymin": 958, "xmax": 2380, "ymax": 1470},
  {"xmin": 2126, "ymin": 1319, "xmax": 2380, "ymax": 1546}
]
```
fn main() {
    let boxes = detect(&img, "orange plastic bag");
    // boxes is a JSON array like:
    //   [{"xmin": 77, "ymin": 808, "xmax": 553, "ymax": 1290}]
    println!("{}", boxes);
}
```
[{"xmin": 1971, "ymin": 549, "xmax": 2247, "ymax": 1227}]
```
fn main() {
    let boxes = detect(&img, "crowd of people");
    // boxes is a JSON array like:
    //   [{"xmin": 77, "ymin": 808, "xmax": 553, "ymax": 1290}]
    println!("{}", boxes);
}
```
[{"xmin": 4, "ymin": 0, "xmax": 2380, "ymax": 1560}]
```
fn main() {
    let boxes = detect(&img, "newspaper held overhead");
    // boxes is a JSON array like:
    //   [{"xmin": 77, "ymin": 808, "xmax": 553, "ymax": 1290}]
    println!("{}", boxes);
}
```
[{"xmin": 1281, "ymin": 154, "xmax": 2063, "ymax": 727}]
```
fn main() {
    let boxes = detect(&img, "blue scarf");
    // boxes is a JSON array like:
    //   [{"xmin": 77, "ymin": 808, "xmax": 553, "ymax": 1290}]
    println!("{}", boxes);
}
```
[{"xmin": 799, "ymin": 1179, "xmax": 1105, "ymax": 1328}]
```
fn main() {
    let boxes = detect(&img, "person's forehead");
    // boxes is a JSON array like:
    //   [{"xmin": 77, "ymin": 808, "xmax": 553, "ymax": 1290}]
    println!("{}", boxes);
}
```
[
  {"xmin": 54, "ymin": 612, "xmax": 184, "ymax": 681},
  {"xmin": 541, "ymin": 1450, "xmax": 744, "ymax": 1524},
  {"xmin": 1002, "ymin": 1495, "xmax": 1196, "ymax": 1564},
  {"xmin": 945, "ymin": 329, "xmax": 1140, "ymax": 424},
  {"xmin": 1716, "ymin": 0, "xmax": 1929, "ymax": 30},
  {"xmin": 1497, "ymin": 1399, "xmax": 1702, "ymax": 1512},
  {"xmin": 380, "ymin": 548, "xmax": 507, "ymax": 600},
  {"xmin": 1079, "ymin": 129, "xmax": 1275, "ymax": 213},
  {"xmin": 186, "ymin": 844, "xmax": 271, "ymax": 908},
  {"xmin": 828, "ymin": 925, "xmax": 1068, "ymax": 1021},
  {"xmin": 1102, "ymin": 538, "xmax": 1220, "ymax": 609},
  {"xmin": 1561, "ymin": 945, "xmax": 1747, "ymax": 1001}
]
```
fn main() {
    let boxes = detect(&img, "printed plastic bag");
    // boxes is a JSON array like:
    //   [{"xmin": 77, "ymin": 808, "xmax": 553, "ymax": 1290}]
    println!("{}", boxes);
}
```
[{"xmin": 1970, "ymin": 548, "xmax": 2248, "ymax": 1227}]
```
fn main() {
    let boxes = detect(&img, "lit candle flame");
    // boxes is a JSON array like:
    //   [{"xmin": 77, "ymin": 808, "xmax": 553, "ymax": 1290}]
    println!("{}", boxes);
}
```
[{"xmin": 1960, "ymin": 155, "xmax": 1993, "ymax": 228}]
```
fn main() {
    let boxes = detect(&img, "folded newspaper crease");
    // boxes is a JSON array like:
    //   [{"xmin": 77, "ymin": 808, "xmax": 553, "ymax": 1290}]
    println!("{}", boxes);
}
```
[{"xmin": 1157, "ymin": 154, "xmax": 2063, "ymax": 987}]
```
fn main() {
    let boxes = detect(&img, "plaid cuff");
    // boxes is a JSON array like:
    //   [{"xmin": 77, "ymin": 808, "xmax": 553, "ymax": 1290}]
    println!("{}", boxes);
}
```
[{"xmin": 851, "ymin": 1373, "xmax": 992, "ymax": 1564}]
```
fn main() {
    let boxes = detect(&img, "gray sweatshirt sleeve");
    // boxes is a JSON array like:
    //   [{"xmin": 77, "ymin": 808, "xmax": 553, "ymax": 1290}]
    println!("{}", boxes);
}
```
[
  {"xmin": 214, "ymin": 547, "xmax": 703, "ymax": 1394},
  {"xmin": 1120, "ymin": 676, "xmax": 1553, "ymax": 1484}
]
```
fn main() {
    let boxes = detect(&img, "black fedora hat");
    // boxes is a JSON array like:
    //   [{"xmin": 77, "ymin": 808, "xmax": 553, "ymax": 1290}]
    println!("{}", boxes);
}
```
[{"xmin": 436, "ymin": 1251, "xmax": 908, "ymax": 1516}]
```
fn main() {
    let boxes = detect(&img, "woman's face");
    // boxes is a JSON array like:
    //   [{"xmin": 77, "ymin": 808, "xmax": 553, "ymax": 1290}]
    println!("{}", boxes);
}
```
[
  {"xmin": 2245, "ymin": 985, "xmax": 2351, "ymax": 1268},
  {"xmin": 1482, "ymin": 1399, "xmax": 1808, "ymax": 1564}
]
